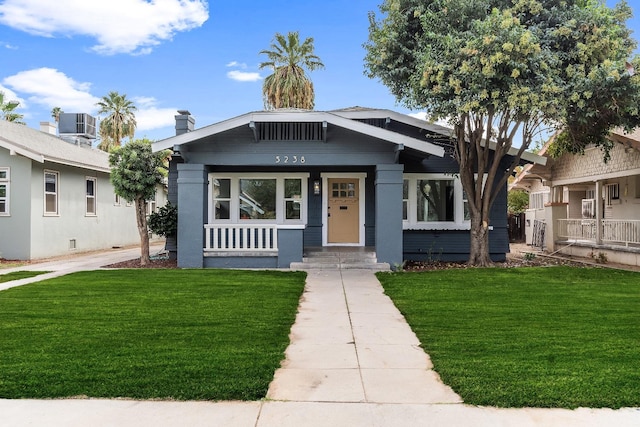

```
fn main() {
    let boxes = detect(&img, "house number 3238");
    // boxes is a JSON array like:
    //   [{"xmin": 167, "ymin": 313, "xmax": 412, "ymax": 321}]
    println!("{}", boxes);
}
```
[{"xmin": 275, "ymin": 155, "xmax": 305, "ymax": 164}]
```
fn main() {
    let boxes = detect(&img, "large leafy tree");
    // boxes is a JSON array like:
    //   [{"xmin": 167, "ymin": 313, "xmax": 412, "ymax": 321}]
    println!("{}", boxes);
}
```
[
  {"xmin": 96, "ymin": 91, "xmax": 137, "ymax": 152},
  {"xmin": 259, "ymin": 31, "xmax": 325, "ymax": 110},
  {"xmin": 365, "ymin": 0, "xmax": 640, "ymax": 265},
  {"xmin": 0, "ymin": 91, "xmax": 25, "ymax": 124},
  {"xmin": 109, "ymin": 139, "xmax": 169, "ymax": 266}
]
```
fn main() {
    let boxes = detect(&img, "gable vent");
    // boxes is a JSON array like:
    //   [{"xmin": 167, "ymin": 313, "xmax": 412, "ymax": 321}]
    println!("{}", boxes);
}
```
[
  {"xmin": 355, "ymin": 118, "xmax": 388, "ymax": 129},
  {"xmin": 256, "ymin": 122, "xmax": 325, "ymax": 141}
]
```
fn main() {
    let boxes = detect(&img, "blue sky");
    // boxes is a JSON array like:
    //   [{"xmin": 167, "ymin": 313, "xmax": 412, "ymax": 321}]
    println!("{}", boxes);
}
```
[{"xmin": 1, "ymin": 0, "xmax": 638, "ymax": 142}]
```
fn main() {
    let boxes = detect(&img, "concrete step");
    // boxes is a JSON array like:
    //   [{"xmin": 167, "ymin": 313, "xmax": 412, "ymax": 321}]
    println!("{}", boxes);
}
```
[{"xmin": 290, "ymin": 261, "xmax": 391, "ymax": 271}]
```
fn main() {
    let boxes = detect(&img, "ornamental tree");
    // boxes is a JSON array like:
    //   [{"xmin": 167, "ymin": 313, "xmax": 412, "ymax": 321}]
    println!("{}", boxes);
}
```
[
  {"xmin": 109, "ymin": 138, "xmax": 169, "ymax": 265},
  {"xmin": 365, "ymin": 0, "xmax": 640, "ymax": 265}
]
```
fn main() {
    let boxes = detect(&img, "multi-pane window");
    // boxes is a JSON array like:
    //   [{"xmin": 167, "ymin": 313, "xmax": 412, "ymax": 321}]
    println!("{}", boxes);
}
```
[
  {"xmin": 86, "ymin": 177, "xmax": 97, "ymax": 215},
  {"xmin": 402, "ymin": 179, "xmax": 409, "ymax": 221},
  {"xmin": 213, "ymin": 178, "xmax": 231, "ymax": 220},
  {"xmin": 529, "ymin": 191, "xmax": 548, "ymax": 210},
  {"xmin": 284, "ymin": 179, "xmax": 302, "ymax": 220},
  {"xmin": 605, "ymin": 183, "xmax": 620, "ymax": 206},
  {"xmin": 210, "ymin": 174, "xmax": 307, "ymax": 223},
  {"xmin": 44, "ymin": 170, "xmax": 59, "ymax": 215},
  {"xmin": 0, "ymin": 167, "xmax": 9, "ymax": 215},
  {"xmin": 403, "ymin": 174, "xmax": 470, "ymax": 229}
]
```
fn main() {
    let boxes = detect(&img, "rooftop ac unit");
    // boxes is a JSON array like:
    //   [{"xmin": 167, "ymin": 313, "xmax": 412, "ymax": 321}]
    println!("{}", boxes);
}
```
[{"xmin": 58, "ymin": 113, "xmax": 97, "ymax": 139}]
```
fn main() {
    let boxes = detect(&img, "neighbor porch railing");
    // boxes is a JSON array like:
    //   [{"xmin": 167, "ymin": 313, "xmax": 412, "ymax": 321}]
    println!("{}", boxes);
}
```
[
  {"xmin": 557, "ymin": 219, "xmax": 640, "ymax": 247},
  {"xmin": 204, "ymin": 224, "xmax": 278, "ymax": 252}
]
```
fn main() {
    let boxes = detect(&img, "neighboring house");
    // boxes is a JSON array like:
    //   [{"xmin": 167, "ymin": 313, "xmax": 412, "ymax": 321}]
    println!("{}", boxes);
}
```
[
  {"xmin": 153, "ymin": 107, "xmax": 544, "ymax": 269},
  {"xmin": 0, "ymin": 119, "xmax": 145, "ymax": 260},
  {"xmin": 511, "ymin": 129, "xmax": 640, "ymax": 266}
]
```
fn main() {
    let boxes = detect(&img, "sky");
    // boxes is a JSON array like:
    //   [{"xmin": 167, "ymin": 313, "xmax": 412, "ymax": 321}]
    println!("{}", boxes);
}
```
[{"xmin": 1, "ymin": 0, "xmax": 639, "ymax": 143}]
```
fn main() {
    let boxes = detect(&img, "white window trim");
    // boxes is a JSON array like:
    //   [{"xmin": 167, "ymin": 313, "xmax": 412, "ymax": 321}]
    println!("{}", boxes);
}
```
[
  {"xmin": 44, "ymin": 170, "xmax": 59, "ymax": 216},
  {"xmin": 403, "ymin": 173, "xmax": 471, "ymax": 230},
  {"xmin": 0, "ymin": 167, "xmax": 9, "ymax": 216},
  {"xmin": 208, "ymin": 173, "xmax": 309, "ymax": 225},
  {"xmin": 86, "ymin": 176, "xmax": 97, "ymax": 216}
]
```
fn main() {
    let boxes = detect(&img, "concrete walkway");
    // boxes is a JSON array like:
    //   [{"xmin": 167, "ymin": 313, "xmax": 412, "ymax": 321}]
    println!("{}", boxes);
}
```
[{"xmin": 1, "ymin": 251, "xmax": 640, "ymax": 426}]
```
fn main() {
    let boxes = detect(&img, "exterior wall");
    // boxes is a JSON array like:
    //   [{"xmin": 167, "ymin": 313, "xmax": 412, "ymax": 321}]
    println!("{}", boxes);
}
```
[
  {"xmin": 176, "ymin": 163, "xmax": 207, "ymax": 268},
  {"xmin": 0, "ymin": 149, "xmax": 32, "ymax": 259},
  {"xmin": 375, "ymin": 164, "xmax": 404, "ymax": 266},
  {"xmin": 551, "ymin": 144, "xmax": 640, "ymax": 183},
  {"xmin": 28, "ymin": 160, "xmax": 139, "ymax": 259}
]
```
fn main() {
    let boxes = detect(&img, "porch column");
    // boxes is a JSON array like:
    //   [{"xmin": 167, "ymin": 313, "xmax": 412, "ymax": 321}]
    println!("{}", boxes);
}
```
[
  {"xmin": 595, "ymin": 180, "xmax": 603, "ymax": 245},
  {"xmin": 544, "ymin": 186, "xmax": 567, "ymax": 253},
  {"xmin": 375, "ymin": 164, "xmax": 404, "ymax": 268},
  {"xmin": 177, "ymin": 163, "xmax": 207, "ymax": 268}
]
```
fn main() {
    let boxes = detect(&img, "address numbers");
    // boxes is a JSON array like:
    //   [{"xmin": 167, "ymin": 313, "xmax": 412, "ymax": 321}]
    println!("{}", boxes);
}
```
[{"xmin": 275, "ymin": 155, "xmax": 305, "ymax": 164}]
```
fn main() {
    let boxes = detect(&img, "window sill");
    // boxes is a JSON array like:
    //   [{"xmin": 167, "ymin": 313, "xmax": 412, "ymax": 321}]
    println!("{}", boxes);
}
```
[
  {"xmin": 44, "ymin": 213, "xmax": 60, "ymax": 217},
  {"xmin": 404, "ymin": 223, "xmax": 491, "ymax": 231}
]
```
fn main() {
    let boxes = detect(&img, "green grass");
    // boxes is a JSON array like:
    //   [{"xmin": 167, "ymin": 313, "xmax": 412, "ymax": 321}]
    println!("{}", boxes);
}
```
[
  {"xmin": 377, "ymin": 267, "xmax": 640, "ymax": 408},
  {"xmin": 0, "ymin": 269, "xmax": 306, "ymax": 401},
  {"xmin": 0, "ymin": 271, "xmax": 49, "ymax": 283}
]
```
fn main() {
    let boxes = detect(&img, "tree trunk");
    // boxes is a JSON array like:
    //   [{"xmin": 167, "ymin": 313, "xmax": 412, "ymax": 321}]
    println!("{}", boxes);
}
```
[
  {"xmin": 468, "ymin": 215, "xmax": 493, "ymax": 267},
  {"xmin": 135, "ymin": 197, "xmax": 150, "ymax": 266}
]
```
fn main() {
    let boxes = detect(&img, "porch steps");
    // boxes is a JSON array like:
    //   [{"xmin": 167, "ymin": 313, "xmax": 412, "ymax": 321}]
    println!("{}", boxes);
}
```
[{"xmin": 290, "ymin": 247, "xmax": 390, "ymax": 271}]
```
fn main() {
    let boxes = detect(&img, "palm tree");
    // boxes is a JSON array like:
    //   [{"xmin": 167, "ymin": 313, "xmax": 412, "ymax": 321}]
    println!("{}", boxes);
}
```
[
  {"xmin": 0, "ymin": 91, "xmax": 25, "ymax": 124},
  {"xmin": 51, "ymin": 106, "xmax": 63, "ymax": 123},
  {"xmin": 96, "ymin": 91, "xmax": 137, "ymax": 152},
  {"xmin": 259, "ymin": 31, "xmax": 324, "ymax": 110}
]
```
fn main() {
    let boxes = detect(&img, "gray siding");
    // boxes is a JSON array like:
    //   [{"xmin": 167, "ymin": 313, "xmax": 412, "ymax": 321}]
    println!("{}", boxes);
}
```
[{"xmin": 0, "ymin": 149, "xmax": 32, "ymax": 259}]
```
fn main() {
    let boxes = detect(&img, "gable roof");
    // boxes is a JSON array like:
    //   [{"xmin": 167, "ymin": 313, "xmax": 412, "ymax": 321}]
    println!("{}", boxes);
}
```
[
  {"xmin": 0, "ymin": 120, "xmax": 110, "ymax": 173},
  {"xmin": 152, "ymin": 108, "xmax": 446, "ymax": 158}
]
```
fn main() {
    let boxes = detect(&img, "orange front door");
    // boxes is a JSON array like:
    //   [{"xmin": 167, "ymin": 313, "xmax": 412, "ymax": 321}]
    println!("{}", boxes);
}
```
[{"xmin": 327, "ymin": 178, "xmax": 359, "ymax": 243}]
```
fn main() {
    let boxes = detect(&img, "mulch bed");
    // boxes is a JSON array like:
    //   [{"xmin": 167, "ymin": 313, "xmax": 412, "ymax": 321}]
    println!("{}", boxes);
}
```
[{"xmin": 104, "ymin": 258, "xmax": 178, "ymax": 269}]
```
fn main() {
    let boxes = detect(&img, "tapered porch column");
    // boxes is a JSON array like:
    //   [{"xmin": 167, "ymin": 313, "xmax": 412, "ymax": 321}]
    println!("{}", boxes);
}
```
[
  {"xmin": 177, "ymin": 163, "xmax": 207, "ymax": 268},
  {"xmin": 375, "ymin": 164, "xmax": 404, "ymax": 268}
]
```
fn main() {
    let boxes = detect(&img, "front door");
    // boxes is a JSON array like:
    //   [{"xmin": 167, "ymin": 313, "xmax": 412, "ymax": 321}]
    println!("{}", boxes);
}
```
[{"xmin": 327, "ymin": 178, "xmax": 359, "ymax": 243}]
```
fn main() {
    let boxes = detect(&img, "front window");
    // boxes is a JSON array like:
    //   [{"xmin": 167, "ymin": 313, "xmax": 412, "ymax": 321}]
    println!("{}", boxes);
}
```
[
  {"xmin": 417, "ymin": 179, "xmax": 454, "ymax": 222},
  {"xmin": 0, "ymin": 167, "xmax": 9, "ymax": 215},
  {"xmin": 403, "ymin": 174, "xmax": 470, "ymax": 229},
  {"xmin": 86, "ymin": 177, "xmax": 97, "ymax": 215},
  {"xmin": 239, "ymin": 178, "xmax": 276, "ymax": 219},
  {"xmin": 44, "ymin": 170, "xmax": 59, "ymax": 215},
  {"xmin": 284, "ymin": 178, "xmax": 302, "ymax": 220},
  {"xmin": 210, "ymin": 174, "xmax": 308, "ymax": 224}
]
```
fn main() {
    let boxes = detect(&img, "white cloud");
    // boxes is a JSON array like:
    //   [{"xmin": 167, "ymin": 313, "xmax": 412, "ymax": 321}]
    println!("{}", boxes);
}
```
[
  {"xmin": 132, "ymin": 97, "xmax": 176, "ymax": 132},
  {"xmin": 0, "ymin": 0, "xmax": 209, "ymax": 55},
  {"xmin": 1, "ymin": 41, "xmax": 17, "ymax": 49},
  {"xmin": 226, "ymin": 61, "xmax": 247, "ymax": 69},
  {"xmin": 0, "ymin": 84, "xmax": 26, "ymax": 107},
  {"xmin": 3, "ymin": 68, "xmax": 99, "ymax": 112},
  {"xmin": 227, "ymin": 70, "xmax": 262, "ymax": 82}
]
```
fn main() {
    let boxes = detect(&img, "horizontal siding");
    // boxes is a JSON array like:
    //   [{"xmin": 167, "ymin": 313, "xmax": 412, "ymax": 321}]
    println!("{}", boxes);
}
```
[{"xmin": 403, "ymin": 228, "xmax": 509, "ymax": 262}]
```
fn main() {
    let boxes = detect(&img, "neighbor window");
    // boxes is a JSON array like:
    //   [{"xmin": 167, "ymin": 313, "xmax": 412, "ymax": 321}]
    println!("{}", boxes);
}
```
[
  {"xmin": 44, "ymin": 170, "xmax": 59, "ymax": 215},
  {"xmin": 605, "ymin": 183, "xmax": 620, "ymax": 206},
  {"xmin": 147, "ymin": 191, "xmax": 157, "ymax": 215},
  {"xmin": 210, "ymin": 174, "xmax": 308, "ymax": 224},
  {"xmin": 403, "ymin": 174, "xmax": 470, "ymax": 229},
  {"xmin": 114, "ymin": 193, "xmax": 121, "ymax": 206},
  {"xmin": 0, "ymin": 167, "xmax": 9, "ymax": 215},
  {"xmin": 86, "ymin": 177, "xmax": 97, "ymax": 215},
  {"xmin": 529, "ymin": 191, "xmax": 548, "ymax": 210}
]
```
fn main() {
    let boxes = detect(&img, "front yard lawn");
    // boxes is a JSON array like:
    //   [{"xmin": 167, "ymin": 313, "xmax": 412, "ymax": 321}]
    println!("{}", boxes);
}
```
[
  {"xmin": 377, "ymin": 267, "xmax": 640, "ymax": 408},
  {"xmin": 0, "ymin": 271, "xmax": 49, "ymax": 283},
  {"xmin": 0, "ymin": 269, "xmax": 306, "ymax": 401}
]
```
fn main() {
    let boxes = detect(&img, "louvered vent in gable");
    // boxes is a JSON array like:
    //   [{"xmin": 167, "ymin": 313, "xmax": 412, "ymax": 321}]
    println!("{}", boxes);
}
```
[
  {"xmin": 257, "ymin": 122, "xmax": 324, "ymax": 141},
  {"xmin": 354, "ymin": 118, "xmax": 387, "ymax": 129}
]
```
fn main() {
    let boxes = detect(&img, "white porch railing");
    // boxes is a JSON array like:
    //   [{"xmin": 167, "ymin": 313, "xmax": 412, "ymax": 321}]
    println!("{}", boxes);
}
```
[
  {"xmin": 557, "ymin": 219, "xmax": 640, "ymax": 247},
  {"xmin": 602, "ymin": 220, "xmax": 640, "ymax": 246},
  {"xmin": 204, "ymin": 224, "xmax": 278, "ymax": 252}
]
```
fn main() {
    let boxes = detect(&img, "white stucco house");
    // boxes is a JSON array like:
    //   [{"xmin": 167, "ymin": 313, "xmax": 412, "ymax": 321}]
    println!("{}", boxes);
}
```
[
  {"xmin": 511, "ymin": 128, "xmax": 640, "ymax": 266},
  {"xmin": 0, "ymin": 118, "xmax": 164, "ymax": 260}
]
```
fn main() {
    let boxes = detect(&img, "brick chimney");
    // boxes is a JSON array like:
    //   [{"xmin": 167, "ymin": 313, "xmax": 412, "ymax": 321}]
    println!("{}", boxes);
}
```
[
  {"xmin": 175, "ymin": 110, "xmax": 194, "ymax": 135},
  {"xmin": 40, "ymin": 121, "xmax": 57, "ymax": 135}
]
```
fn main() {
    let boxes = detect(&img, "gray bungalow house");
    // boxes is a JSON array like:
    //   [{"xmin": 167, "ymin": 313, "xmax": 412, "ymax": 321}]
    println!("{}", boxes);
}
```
[
  {"xmin": 153, "ymin": 107, "xmax": 542, "ymax": 268},
  {"xmin": 0, "ymin": 119, "xmax": 146, "ymax": 260}
]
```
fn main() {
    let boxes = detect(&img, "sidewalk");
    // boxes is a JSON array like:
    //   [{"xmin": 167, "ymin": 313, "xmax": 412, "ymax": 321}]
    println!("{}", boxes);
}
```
[{"xmin": 1, "ymin": 253, "xmax": 639, "ymax": 426}]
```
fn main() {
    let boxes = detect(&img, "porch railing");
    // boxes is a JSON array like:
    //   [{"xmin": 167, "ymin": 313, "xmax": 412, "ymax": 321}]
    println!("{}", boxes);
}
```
[
  {"xmin": 557, "ymin": 219, "xmax": 640, "ymax": 247},
  {"xmin": 204, "ymin": 224, "xmax": 278, "ymax": 252},
  {"xmin": 602, "ymin": 220, "xmax": 640, "ymax": 246}
]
